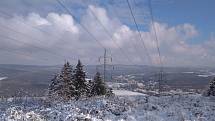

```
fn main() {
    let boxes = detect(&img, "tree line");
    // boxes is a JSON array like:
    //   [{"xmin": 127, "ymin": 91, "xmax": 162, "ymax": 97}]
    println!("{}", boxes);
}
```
[{"xmin": 48, "ymin": 60, "xmax": 113, "ymax": 101}]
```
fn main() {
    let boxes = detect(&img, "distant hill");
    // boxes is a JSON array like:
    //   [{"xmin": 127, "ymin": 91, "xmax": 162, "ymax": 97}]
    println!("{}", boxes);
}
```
[{"xmin": 0, "ymin": 64, "xmax": 214, "ymax": 96}]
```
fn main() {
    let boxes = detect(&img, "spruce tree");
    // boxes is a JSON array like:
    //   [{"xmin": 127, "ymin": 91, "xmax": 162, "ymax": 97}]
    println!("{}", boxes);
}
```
[
  {"xmin": 60, "ymin": 61, "xmax": 75, "ymax": 100},
  {"xmin": 207, "ymin": 77, "xmax": 215, "ymax": 96},
  {"xmin": 48, "ymin": 61, "xmax": 75, "ymax": 100},
  {"xmin": 48, "ymin": 74, "xmax": 58, "ymax": 99},
  {"xmin": 92, "ymin": 72, "xmax": 107, "ymax": 96},
  {"xmin": 48, "ymin": 74, "xmax": 64, "ymax": 100},
  {"xmin": 86, "ymin": 79, "xmax": 93, "ymax": 97},
  {"xmin": 74, "ymin": 60, "xmax": 88, "ymax": 99}
]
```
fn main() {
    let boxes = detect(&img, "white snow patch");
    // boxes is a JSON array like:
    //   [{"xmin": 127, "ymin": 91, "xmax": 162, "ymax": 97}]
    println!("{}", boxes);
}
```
[
  {"xmin": 197, "ymin": 74, "xmax": 211, "ymax": 77},
  {"xmin": 113, "ymin": 90, "xmax": 146, "ymax": 96},
  {"xmin": 182, "ymin": 72, "xmax": 195, "ymax": 74},
  {"xmin": 0, "ymin": 77, "xmax": 7, "ymax": 81}
]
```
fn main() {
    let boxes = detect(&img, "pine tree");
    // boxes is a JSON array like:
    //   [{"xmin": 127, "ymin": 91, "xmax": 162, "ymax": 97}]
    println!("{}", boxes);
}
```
[
  {"xmin": 92, "ymin": 72, "xmax": 107, "ymax": 96},
  {"xmin": 86, "ymin": 79, "xmax": 93, "ymax": 97},
  {"xmin": 48, "ymin": 61, "xmax": 75, "ymax": 100},
  {"xmin": 74, "ymin": 60, "xmax": 88, "ymax": 99},
  {"xmin": 60, "ymin": 61, "xmax": 76, "ymax": 100},
  {"xmin": 207, "ymin": 77, "xmax": 215, "ymax": 96},
  {"xmin": 48, "ymin": 74, "xmax": 57, "ymax": 99},
  {"xmin": 48, "ymin": 74, "xmax": 64, "ymax": 100}
]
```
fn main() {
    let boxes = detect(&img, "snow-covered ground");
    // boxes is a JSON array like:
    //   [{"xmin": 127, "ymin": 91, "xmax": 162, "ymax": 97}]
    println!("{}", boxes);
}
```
[{"xmin": 0, "ymin": 91, "xmax": 215, "ymax": 121}]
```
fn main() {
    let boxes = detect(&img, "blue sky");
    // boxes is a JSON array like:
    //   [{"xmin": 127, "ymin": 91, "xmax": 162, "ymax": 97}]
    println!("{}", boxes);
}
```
[
  {"xmin": 92, "ymin": 0, "xmax": 215, "ymax": 44},
  {"xmin": 0, "ymin": 0, "xmax": 214, "ymax": 66},
  {"xmin": 150, "ymin": 0, "xmax": 215, "ymax": 44}
]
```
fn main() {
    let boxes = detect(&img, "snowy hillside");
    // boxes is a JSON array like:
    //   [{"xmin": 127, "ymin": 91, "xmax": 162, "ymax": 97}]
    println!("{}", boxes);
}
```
[{"xmin": 0, "ymin": 91, "xmax": 215, "ymax": 121}]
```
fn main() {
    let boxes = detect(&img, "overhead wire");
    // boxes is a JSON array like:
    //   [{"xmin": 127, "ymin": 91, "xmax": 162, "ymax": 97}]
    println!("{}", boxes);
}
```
[
  {"xmin": 0, "ymin": 10, "xmax": 82, "ymax": 63},
  {"xmin": 127, "ymin": 0, "xmax": 166, "ymax": 93},
  {"xmin": 126, "ymin": 0, "xmax": 153, "ymax": 65},
  {"xmin": 0, "ymin": 10, "xmax": 56, "ymax": 37},
  {"xmin": 56, "ymin": 0, "xmax": 136, "ymax": 67},
  {"xmin": 148, "ymin": 0, "xmax": 163, "ymax": 67},
  {"xmin": 110, "ymin": 0, "xmax": 148, "ymax": 64},
  {"xmin": 148, "ymin": 0, "xmax": 164, "ymax": 92},
  {"xmin": 0, "ymin": 10, "xmax": 90, "ymax": 59},
  {"xmin": 0, "ymin": 32, "xmax": 75, "ymax": 61},
  {"xmin": 0, "ymin": 47, "xmax": 50, "ymax": 63},
  {"xmin": 0, "ymin": 0, "xmax": 143, "ymax": 66},
  {"xmin": 0, "ymin": 9, "xmax": 100, "ymax": 64},
  {"xmin": 85, "ymin": 1, "xmax": 136, "ymax": 65},
  {"xmin": 56, "ymin": 0, "xmax": 106, "ymax": 50}
]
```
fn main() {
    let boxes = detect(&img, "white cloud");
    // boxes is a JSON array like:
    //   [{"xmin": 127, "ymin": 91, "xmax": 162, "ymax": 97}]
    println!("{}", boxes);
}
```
[
  {"xmin": 176, "ymin": 23, "xmax": 198, "ymax": 39},
  {"xmin": 26, "ymin": 13, "xmax": 50, "ymax": 26},
  {"xmin": 0, "ymin": 5, "xmax": 214, "ymax": 67},
  {"xmin": 46, "ymin": 13, "xmax": 79, "ymax": 34}
]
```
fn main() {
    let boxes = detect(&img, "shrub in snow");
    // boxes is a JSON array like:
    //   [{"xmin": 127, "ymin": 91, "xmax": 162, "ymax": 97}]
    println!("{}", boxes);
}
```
[
  {"xmin": 206, "ymin": 77, "xmax": 215, "ymax": 96},
  {"xmin": 25, "ymin": 111, "xmax": 44, "ymax": 121},
  {"xmin": 5, "ymin": 107, "xmax": 45, "ymax": 121}
]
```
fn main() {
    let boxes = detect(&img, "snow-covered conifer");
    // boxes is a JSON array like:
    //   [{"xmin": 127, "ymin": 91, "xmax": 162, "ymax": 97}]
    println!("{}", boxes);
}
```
[
  {"xmin": 207, "ymin": 77, "xmax": 215, "ymax": 96},
  {"xmin": 86, "ymin": 79, "xmax": 93, "ymax": 97},
  {"xmin": 60, "ymin": 61, "xmax": 76, "ymax": 100},
  {"xmin": 48, "ymin": 61, "xmax": 75, "ymax": 100},
  {"xmin": 91, "ymin": 72, "xmax": 107, "ymax": 96},
  {"xmin": 74, "ymin": 60, "xmax": 88, "ymax": 99},
  {"xmin": 48, "ymin": 74, "xmax": 64, "ymax": 100}
]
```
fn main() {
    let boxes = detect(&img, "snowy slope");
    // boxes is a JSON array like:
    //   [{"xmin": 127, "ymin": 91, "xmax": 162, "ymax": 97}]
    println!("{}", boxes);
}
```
[{"xmin": 0, "ymin": 92, "xmax": 215, "ymax": 121}]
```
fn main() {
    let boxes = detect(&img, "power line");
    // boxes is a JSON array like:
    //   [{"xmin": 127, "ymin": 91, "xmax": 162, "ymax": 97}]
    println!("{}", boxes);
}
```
[
  {"xmin": 110, "ymin": 0, "xmax": 148, "ymax": 63},
  {"xmin": 86, "ymin": 4, "xmax": 136, "ymax": 65},
  {"xmin": 0, "ymin": 10, "xmax": 80, "ymax": 45},
  {"xmin": 0, "ymin": 1, "xmax": 137, "ymax": 66},
  {"xmin": 56, "ymin": 0, "xmax": 106, "ymax": 50},
  {"xmin": 0, "ymin": 9, "xmax": 119, "ymax": 67},
  {"xmin": 0, "ymin": 10, "xmax": 77, "ymax": 61},
  {"xmin": 56, "ymin": 0, "xmax": 135, "ymax": 66},
  {"xmin": 127, "ymin": 0, "xmax": 165, "ymax": 93},
  {"xmin": 0, "ymin": 46, "xmax": 51, "ymax": 63},
  {"xmin": 0, "ymin": 10, "xmax": 99, "ymax": 64},
  {"xmin": 0, "ymin": 10, "xmax": 56, "ymax": 38},
  {"xmin": 0, "ymin": 33, "xmax": 74, "ymax": 61},
  {"xmin": 148, "ymin": 0, "xmax": 162, "ymax": 66},
  {"xmin": 0, "ymin": 10, "xmax": 86, "ymax": 54},
  {"xmin": 0, "ymin": 23, "xmax": 79, "ymax": 61},
  {"xmin": 126, "ymin": 0, "xmax": 153, "ymax": 65},
  {"xmin": 148, "ymin": 0, "xmax": 164, "ymax": 93},
  {"xmin": 0, "ymin": 22, "xmax": 73, "ymax": 63},
  {"xmin": 0, "ymin": 24, "xmax": 47, "ymax": 46}
]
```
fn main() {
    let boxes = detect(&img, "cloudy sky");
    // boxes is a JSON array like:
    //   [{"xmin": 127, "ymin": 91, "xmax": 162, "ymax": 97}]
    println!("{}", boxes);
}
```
[{"xmin": 0, "ymin": 0, "xmax": 214, "ymax": 67}]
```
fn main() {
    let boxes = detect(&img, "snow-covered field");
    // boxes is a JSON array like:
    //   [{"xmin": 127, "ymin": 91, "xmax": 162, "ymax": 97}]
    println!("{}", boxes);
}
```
[{"xmin": 0, "ymin": 91, "xmax": 215, "ymax": 121}]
